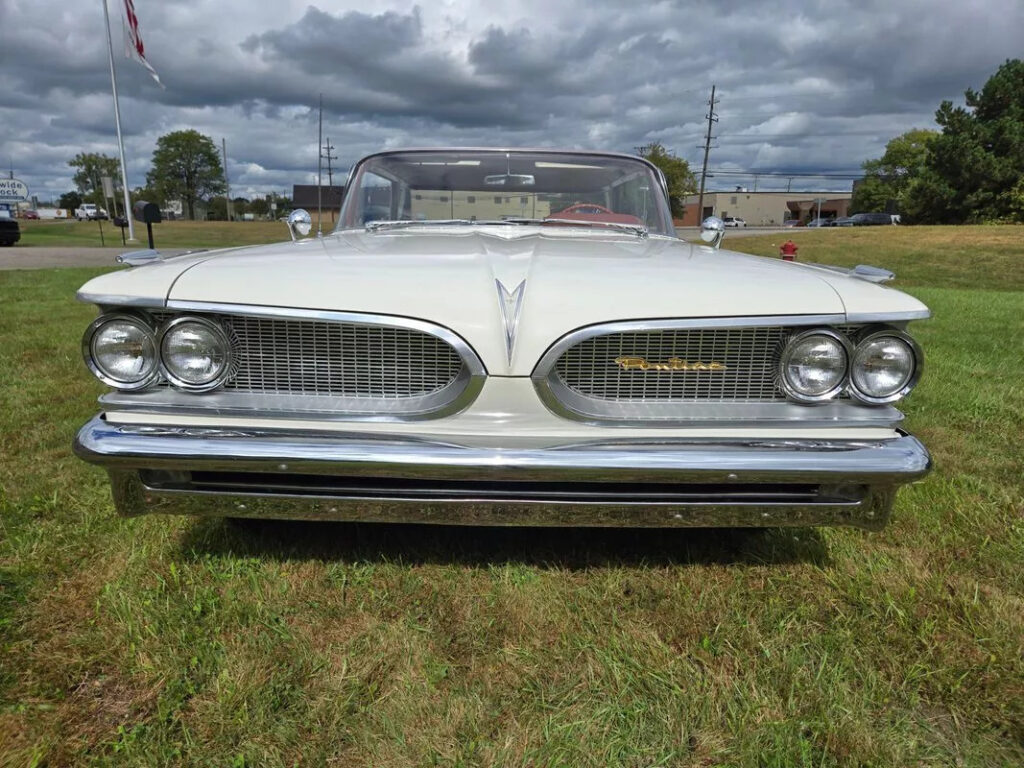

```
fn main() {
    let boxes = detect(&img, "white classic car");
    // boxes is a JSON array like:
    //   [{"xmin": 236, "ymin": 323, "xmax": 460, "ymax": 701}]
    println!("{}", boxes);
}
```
[{"xmin": 74, "ymin": 149, "xmax": 930, "ymax": 531}]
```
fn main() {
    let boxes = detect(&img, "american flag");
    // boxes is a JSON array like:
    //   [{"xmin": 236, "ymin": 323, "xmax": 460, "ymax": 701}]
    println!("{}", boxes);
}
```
[{"xmin": 122, "ymin": 0, "xmax": 163, "ymax": 88}]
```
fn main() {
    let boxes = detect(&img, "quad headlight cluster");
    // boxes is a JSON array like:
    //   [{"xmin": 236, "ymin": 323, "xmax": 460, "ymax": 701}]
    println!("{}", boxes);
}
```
[
  {"xmin": 83, "ymin": 313, "xmax": 232, "ymax": 392},
  {"xmin": 779, "ymin": 327, "xmax": 922, "ymax": 405}
]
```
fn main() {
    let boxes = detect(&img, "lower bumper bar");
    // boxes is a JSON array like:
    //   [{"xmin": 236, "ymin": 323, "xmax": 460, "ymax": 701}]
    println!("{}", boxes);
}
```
[{"xmin": 74, "ymin": 416, "xmax": 931, "ymax": 530}]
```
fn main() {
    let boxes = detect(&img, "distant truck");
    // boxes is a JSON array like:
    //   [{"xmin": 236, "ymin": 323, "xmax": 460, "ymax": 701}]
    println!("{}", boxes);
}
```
[{"xmin": 75, "ymin": 204, "xmax": 109, "ymax": 221}]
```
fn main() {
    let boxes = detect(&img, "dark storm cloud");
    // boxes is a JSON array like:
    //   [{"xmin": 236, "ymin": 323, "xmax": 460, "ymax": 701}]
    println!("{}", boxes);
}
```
[{"xmin": 1, "ymin": 0, "xmax": 1022, "ymax": 200}]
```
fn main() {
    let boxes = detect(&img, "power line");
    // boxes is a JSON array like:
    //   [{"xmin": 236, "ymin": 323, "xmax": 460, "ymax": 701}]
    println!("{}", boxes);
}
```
[{"xmin": 708, "ymin": 169, "xmax": 864, "ymax": 179}]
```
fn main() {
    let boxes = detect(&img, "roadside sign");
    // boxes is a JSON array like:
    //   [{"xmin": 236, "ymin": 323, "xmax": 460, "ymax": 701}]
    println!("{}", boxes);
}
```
[
  {"xmin": 101, "ymin": 176, "xmax": 115, "ymax": 199},
  {"xmin": 0, "ymin": 179, "xmax": 29, "ymax": 202}
]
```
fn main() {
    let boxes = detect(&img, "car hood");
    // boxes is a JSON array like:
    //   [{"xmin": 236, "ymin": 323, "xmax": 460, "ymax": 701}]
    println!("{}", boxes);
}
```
[{"xmin": 79, "ymin": 227, "xmax": 928, "ymax": 375}]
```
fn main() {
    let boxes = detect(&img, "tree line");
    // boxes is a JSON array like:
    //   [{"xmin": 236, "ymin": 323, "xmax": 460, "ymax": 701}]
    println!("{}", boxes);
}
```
[
  {"xmin": 61, "ymin": 130, "xmax": 288, "ymax": 221},
  {"xmin": 63, "ymin": 133, "xmax": 698, "ymax": 223},
  {"xmin": 852, "ymin": 59, "xmax": 1024, "ymax": 223}
]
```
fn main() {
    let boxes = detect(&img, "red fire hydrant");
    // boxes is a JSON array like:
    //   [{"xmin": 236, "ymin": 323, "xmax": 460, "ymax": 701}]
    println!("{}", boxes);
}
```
[{"xmin": 779, "ymin": 239, "xmax": 798, "ymax": 261}]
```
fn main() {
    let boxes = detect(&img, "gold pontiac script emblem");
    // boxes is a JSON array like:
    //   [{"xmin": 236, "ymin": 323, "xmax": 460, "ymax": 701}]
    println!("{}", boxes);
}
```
[{"xmin": 614, "ymin": 356, "xmax": 727, "ymax": 372}]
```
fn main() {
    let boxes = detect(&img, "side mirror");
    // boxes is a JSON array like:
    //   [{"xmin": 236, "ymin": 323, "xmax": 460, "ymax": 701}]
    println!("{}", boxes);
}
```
[
  {"xmin": 699, "ymin": 216, "xmax": 725, "ymax": 249},
  {"xmin": 286, "ymin": 208, "xmax": 312, "ymax": 241}
]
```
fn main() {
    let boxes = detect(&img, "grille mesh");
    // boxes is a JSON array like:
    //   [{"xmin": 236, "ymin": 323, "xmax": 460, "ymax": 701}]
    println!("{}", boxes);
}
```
[
  {"xmin": 554, "ymin": 326, "xmax": 857, "ymax": 403},
  {"xmin": 156, "ymin": 314, "xmax": 465, "ymax": 399}
]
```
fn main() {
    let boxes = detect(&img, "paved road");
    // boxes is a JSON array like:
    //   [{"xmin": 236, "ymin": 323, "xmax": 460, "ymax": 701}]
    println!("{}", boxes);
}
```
[
  {"xmin": 0, "ymin": 247, "xmax": 189, "ymax": 270},
  {"xmin": 0, "ymin": 228, "xmax": 803, "ymax": 270}
]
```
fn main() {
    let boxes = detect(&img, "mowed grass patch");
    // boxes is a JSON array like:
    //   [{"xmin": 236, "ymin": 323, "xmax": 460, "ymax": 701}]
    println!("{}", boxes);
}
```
[
  {"xmin": 1, "ymin": 231, "xmax": 1023, "ymax": 766},
  {"xmin": 15, "ymin": 219, "xmax": 303, "ymax": 249},
  {"xmin": 728, "ymin": 224, "xmax": 1024, "ymax": 292}
]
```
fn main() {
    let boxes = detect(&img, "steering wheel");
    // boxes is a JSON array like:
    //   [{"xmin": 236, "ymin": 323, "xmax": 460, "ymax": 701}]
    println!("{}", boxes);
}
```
[{"xmin": 561, "ymin": 202, "xmax": 615, "ymax": 215}]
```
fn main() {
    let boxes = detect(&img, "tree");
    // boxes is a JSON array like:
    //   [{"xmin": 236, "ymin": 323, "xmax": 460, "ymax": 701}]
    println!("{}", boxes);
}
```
[
  {"xmin": 130, "ymin": 185, "xmax": 164, "ymax": 208},
  {"xmin": 636, "ymin": 143, "xmax": 697, "ymax": 218},
  {"xmin": 146, "ymin": 130, "xmax": 226, "ymax": 220},
  {"xmin": 851, "ymin": 129, "xmax": 935, "ymax": 214},
  {"xmin": 904, "ymin": 59, "xmax": 1024, "ymax": 223},
  {"xmin": 59, "ymin": 191, "xmax": 83, "ymax": 212},
  {"xmin": 68, "ymin": 152, "xmax": 121, "ymax": 209}
]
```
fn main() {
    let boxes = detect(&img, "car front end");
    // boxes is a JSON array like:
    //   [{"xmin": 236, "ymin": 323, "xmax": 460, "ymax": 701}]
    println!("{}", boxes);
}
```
[{"xmin": 74, "ymin": 149, "xmax": 930, "ymax": 531}]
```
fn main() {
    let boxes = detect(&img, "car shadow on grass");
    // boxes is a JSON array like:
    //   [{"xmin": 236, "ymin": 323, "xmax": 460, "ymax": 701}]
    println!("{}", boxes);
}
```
[{"xmin": 177, "ymin": 518, "xmax": 832, "ymax": 569}]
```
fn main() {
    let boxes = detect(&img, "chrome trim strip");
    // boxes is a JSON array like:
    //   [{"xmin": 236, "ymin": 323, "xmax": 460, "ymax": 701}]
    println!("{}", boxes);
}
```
[
  {"xmin": 77, "ymin": 292, "xmax": 165, "ymax": 308},
  {"xmin": 846, "ymin": 309, "xmax": 931, "ymax": 323},
  {"xmin": 98, "ymin": 374, "xmax": 486, "ymax": 423},
  {"xmin": 115, "ymin": 249, "xmax": 163, "ymax": 266},
  {"xmin": 75, "ymin": 417, "xmax": 931, "ymax": 531}
]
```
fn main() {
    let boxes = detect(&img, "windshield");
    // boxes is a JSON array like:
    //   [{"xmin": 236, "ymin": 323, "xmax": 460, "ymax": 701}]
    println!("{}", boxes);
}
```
[{"xmin": 338, "ymin": 150, "xmax": 675, "ymax": 237}]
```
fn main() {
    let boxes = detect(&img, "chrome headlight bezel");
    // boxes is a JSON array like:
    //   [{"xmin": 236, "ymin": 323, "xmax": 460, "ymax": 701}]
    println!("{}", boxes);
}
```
[
  {"xmin": 778, "ymin": 328, "xmax": 852, "ymax": 403},
  {"xmin": 157, "ymin": 315, "xmax": 233, "ymax": 392},
  {"xmin": 849, "ymin": 328, "xmax": 923, "ymax": 405},
  {"xmin": 82, "ymin": 313, "xmax": 161, "ymax": 391}
]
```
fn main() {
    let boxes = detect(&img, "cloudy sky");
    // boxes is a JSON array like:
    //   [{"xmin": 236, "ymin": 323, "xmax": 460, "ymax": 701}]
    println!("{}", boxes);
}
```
[{"xmin": 1, "ymin": 0, "xmax": 1021, "ymax": 201}]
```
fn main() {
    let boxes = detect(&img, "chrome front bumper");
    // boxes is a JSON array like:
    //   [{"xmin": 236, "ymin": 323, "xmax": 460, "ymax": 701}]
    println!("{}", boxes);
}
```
[{"xmin": 73, "ymin": 416, "xmax": 931, "ymax": 531}]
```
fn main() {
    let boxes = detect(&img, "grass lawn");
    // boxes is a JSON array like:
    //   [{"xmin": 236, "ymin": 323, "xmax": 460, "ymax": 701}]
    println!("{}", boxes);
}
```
[
  {"xmin": 15, "ymin": 219, "xmax": 304, "ymax": 249},
  {"xmin": 0, "ymin": 227, "xmax": 1022, "ymax": 766}
]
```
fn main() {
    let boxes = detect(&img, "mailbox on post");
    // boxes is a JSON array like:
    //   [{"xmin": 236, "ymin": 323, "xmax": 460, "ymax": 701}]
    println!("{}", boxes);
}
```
[{"xmin": 132, "ymin": 201, "xmax": 162, "ymax": 249}]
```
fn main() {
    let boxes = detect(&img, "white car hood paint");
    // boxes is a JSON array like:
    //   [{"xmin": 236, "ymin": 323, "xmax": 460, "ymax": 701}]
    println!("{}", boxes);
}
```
[{"xmin": 80, "ymin": 227, "xmax": 928, "ymax": 375}]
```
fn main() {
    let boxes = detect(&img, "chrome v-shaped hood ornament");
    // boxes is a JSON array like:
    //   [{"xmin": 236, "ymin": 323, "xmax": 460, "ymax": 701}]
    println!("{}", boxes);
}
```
[{"xmin": 495, "ymin": 279, "xmax": 526, "ymax": 364}]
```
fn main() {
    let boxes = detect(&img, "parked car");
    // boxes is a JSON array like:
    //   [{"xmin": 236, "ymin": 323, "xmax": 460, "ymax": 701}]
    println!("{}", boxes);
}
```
[
  {"xmin": 73, "ymin": 148, "xmax": 931, "ymax": 532},
  {"xmin": 20, "ymin": 209, "xmax": 40, "ymax": 220},
  {"xmin": 0, "ymin": 211, "xmax": 20, "ymax": 246},
  {"xmin": 782, "ymin": 218, "xmax": 803, "ymax": 227},
  {"xmin": 75, "ymin": 204, "xmax": 109, "ymax": 221},
  {"xmin": 806, "ymin": 217, "xmax": 834, "ymax": 228},
  {"xmin": 722, "ymin": 216, "xmax": 746, "ymax": 228},
  {"xmin": 833, "ymin": 217, "xmax": 856, "ymax": 227},
  {"xmin": 850, "ymin": 212, "xmax": 893, "ymax": 226}
]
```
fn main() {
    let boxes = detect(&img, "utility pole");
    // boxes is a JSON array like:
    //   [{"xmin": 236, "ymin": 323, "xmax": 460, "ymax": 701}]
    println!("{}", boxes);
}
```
[
  {"xmin": 221, "ymin": 138, "xmax": 233, "ymax": 222},
  {"xmin": 322, "ymin": 137, "xmax": 337, "ymax": 187},
  {"xmin": 317, "ymin": 94, "xmax": 323, "ymax": 236},
  {"xmin": 695, "ymin": 84, "xmax": 718, "ymax": 224}
]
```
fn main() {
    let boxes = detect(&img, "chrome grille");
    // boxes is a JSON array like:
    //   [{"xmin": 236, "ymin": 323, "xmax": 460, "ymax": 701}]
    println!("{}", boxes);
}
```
[
  {"xmin": 554, "ymin": 326, "xmax": 858, "ymax": 403},
  {"xmin": 154, "ymin": 312, "xmax": 466, "ymax": 399},
  {"xmin": 223, "ymin": 315, "xmax": 464, "ymax": 398}
]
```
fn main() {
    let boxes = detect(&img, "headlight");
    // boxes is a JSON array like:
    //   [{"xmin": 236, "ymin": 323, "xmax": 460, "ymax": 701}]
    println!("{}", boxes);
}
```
[
  {"xmin": 83, "ymin": 314, "xmax": 159, "ymax": 390},
  {"xmin": 779, "ymin": 329, "xmax": 850, "ymax": 402},
  {"xmin": 159, "ymin": 316, "xmax": 231, "ymax": 391},
  {"xmin": 850, "ymin": 331, "xmax": 921, "ymax": 404}
]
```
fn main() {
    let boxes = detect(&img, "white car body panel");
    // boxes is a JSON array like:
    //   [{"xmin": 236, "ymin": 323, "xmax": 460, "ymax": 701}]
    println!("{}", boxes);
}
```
[{"xmin": 79, "ymin": 226, "xmax": 927, "ymax": 377}]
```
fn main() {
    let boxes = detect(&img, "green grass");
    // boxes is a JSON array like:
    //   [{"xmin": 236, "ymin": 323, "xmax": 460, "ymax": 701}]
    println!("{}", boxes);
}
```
[
  {"xmin": 15, "ymin": 219, "xmax": 296, "ymax": 249},
  {"xmin": 1, "ymin": 229, "xmax": 1022, "ymax": 766}
]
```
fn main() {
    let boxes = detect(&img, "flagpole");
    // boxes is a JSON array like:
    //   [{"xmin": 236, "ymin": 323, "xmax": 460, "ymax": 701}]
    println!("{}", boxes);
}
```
[
  {"xmin": 317, "ymin": 93, "xmax": 323, "ymax": 237},
  {"xmin": 102, "ymin": 0, "xmax": 136, "ymax": 241}
]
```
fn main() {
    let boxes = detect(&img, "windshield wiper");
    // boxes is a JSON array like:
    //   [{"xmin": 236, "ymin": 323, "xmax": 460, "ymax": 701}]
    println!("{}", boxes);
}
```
[{"xmin": 500, "ymin": 217, "xmax": 648, "ymax": 238}]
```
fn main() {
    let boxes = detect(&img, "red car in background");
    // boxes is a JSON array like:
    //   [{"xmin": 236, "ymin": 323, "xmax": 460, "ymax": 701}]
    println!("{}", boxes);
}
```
[
  {"xmin": 20, "ymin": 210, "xmax": 40, "ymax": 220},
  {"xmin": 548, "ymin": 202, "xmax": 644, "ymax": 226}
]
